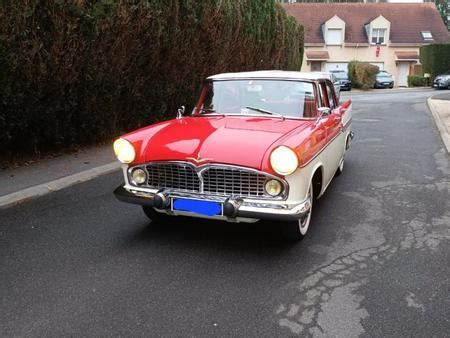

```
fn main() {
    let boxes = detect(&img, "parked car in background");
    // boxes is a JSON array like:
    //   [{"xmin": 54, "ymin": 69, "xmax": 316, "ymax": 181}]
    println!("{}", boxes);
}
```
[
  {"xmin": 374, "ymin": 71, "xmax": 394, "ymax": 89},
  {"xmin": 432, "ymin": 71, "xmax": 450, "ymax": 89},
  {"xmin": 330, "ymin": 70, "xmax": 352, "ymax": 91},
  {"xmin": 113, "ymin": 71, "xmax": 354, "ymax": 241}
]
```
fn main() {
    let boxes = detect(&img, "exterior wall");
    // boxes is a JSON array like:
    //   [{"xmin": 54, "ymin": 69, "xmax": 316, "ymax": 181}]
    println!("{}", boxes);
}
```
[{"xmin": 301, "ymin": 44, "xmax": 420, "ymax": 87}]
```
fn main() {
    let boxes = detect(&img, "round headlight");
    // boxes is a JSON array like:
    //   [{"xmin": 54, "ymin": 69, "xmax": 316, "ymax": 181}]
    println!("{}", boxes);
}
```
[
  {"xmin": 113, "ymin": 138, "xmax": 135, "ymax": 163},
  {"xmin": 265, "ymin": 179, "xmax": 282, "ymax": 196},
  {"xmin": 131, "ymin": 168, "xmax": 147, "ymax": 185},
  {"xmin": 270, "ymin": 146, "xmax": 299, "ymax": 176}
]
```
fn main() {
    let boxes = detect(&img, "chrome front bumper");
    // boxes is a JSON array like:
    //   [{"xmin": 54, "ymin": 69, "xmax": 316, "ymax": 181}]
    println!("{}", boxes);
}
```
[{"xmin": 114, "ymin": 185, "xmax": 311, "ymax": 223}]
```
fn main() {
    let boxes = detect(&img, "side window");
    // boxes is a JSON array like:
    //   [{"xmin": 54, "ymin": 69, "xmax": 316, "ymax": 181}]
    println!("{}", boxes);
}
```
[{"xmin": 325, "ymin": 81, "xmax": 336, "ymax": 109}]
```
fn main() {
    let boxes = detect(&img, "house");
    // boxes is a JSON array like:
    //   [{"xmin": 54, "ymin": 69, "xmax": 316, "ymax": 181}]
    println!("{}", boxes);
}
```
[{"xmin": 283, "ymin": 3, "xmax": 450, "ymax": 86}]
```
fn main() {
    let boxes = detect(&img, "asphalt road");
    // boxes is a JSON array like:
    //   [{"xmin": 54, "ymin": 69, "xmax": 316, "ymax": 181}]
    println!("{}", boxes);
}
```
[{"xmin": 1, "ymin": 89, "xmax": 449, "ymax": 337}]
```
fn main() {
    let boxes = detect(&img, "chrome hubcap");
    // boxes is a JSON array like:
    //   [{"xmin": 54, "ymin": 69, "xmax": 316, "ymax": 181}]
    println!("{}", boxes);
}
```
[{"xmin": 298, "ymin": 186, "xmax": 312, "ymax": 235}]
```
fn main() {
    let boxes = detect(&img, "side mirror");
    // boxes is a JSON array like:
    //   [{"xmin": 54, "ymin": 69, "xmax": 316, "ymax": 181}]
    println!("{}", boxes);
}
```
[
  {"xmin": 317, "ymin": 107, "xmax": 331, "ymax": 116},
  {"xmin": 176, "ymin": 105, "xmax": 186, "ymax": 119}
]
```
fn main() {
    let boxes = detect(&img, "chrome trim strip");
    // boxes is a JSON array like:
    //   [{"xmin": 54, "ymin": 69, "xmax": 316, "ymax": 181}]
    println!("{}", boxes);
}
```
[
  {"xmin": 342, "ymin": 118, "xmax": 352, "ymax": 132},
  {"xmin": 192, "ymin": 113, "xmax": 317, "ymax": 121}
]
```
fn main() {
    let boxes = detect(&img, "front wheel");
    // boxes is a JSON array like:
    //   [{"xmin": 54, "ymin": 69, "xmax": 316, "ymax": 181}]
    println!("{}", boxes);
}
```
[
  {"xmin": 281, "ymin": 184, "xmax": 313, "ymax": 241},
  {"xmin": 335, "ymin": 158, "xmax": 344, "ymax": 176}
]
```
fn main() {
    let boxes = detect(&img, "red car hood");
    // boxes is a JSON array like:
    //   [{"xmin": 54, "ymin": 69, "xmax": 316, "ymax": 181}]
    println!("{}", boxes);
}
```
[{"xmin": 124, "ymin": 116, "xmax": 311, "ymax": 170}]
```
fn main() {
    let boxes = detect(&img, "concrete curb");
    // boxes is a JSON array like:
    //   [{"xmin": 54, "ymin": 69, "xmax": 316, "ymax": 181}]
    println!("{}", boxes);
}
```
[
  {"xmin": 427, "ymin": 97, "xmax": 450, "ymax": 154},
  {"xmin": 0, "ymin": 161, "xmax": 121, "ymax": 209}
]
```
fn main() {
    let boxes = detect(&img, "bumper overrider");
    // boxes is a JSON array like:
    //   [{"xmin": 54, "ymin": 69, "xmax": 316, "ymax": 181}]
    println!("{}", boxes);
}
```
[{"xmin": 114, "ymin": 185, "xmax": 311, "ymax": 223}]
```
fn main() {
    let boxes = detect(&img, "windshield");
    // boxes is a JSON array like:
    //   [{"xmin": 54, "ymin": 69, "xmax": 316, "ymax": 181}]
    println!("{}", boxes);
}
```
[
  {"xmin": 331, "ymin": 72, "xmax": 348, "ymax": 80},
  {"xmin": 377, "ymin": 72, "xmax": 392, "ymax": 78},
  {"xmin": 194, "ymin": 80, "xmax": 317, "ymax": 118}
]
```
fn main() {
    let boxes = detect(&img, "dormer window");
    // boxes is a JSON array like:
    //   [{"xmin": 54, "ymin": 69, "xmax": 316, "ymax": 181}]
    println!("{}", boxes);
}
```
[
  {"xmin": 326, "ymin": 29, "xmax": 343, "ymax": 45},
  {"xmin": 371, "ymin": 28, "xmax": 386, "ymax": 44},
  {"xmin": 421, "ymin": 31, "xmax": 433, "ymax": 41}
]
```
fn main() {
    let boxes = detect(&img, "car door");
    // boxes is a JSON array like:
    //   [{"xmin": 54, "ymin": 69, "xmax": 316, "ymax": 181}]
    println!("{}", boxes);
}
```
[{"xmin": 317, "ymin": 80, "xmax": 344, "ymax": 185}]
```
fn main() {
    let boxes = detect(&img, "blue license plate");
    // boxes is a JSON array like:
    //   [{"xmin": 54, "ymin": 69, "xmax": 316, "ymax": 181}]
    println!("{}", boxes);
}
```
[{"xmin": 173, "ymin": 199, "xmax": 222, "ymax": 216}]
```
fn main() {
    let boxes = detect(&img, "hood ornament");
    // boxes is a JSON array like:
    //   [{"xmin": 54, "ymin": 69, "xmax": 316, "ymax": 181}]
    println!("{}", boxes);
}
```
[{"xmin": 186, "ymin": 153, "xmax": 213, "ymax": 165}]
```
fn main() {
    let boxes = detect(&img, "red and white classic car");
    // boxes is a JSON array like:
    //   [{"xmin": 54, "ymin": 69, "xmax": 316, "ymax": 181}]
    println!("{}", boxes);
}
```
[{"xmin": 113, "ymin": 71, "xmax": 353, "ymax": 240}]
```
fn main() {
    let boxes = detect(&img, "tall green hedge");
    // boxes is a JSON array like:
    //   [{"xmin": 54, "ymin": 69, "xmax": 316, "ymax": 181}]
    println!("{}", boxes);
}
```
[
  {"xmin": 0, "ymin": 0, "xmax": 303, "ymax": 160},
  {"xmin": 348, "ymin": 60, "xmax": 378, "ymax": 90},
  {"xmin": 420, "ymin": 44, "xmax": 450, "ymax": 80}
]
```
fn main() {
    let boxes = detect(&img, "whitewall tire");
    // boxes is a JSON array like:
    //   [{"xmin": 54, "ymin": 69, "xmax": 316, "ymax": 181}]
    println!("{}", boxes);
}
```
[{"xmin": 281, "ymin": 184, "xmax": 313, "ymax": 241}]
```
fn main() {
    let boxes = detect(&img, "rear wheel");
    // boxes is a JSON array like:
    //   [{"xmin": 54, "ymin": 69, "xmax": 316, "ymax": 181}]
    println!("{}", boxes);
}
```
[{"xmin": 281, "ymin": 184, "xmax": 313, "ymax": 241}]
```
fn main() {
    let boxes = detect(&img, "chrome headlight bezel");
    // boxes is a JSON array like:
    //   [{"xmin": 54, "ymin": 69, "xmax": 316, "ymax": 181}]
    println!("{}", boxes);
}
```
[
  {"xmin": 264, "ymin": 179, "xmax": 283, "ymax": 196},
  {"xmin": 130, "ymin": 168, "xmax": 147, "ymax": 185}
]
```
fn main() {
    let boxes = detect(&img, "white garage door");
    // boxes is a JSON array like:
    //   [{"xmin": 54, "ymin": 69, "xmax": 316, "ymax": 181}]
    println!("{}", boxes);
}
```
[
  {"xmin": 370, "ymin": 62, "xmax": 384, "ymax": 71},
  {"xmin": 325, "ymin": 63, "xmax": 349, "ymax": 73}
]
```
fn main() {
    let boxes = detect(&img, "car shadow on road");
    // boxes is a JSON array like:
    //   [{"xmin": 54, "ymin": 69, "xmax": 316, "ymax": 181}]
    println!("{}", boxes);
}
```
[
  {"xmin": 129, "ymin": 217, "xmax": 289, "ymax": 253},
  {"xmin": 123, "ymin": 199, "xmax": 328, "ymax": 259}
]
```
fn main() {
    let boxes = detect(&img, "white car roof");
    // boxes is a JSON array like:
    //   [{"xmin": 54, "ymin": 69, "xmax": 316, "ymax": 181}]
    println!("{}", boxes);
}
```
[{"xmin": 208, "ymin": 70, "xmax": 333, "ymax": 81}]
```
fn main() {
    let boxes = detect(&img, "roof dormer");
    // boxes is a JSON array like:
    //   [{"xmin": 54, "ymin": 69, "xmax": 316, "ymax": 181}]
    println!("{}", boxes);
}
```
[
  {"xmin": 322, "ymin": 15, "xmax": 346, "ymax": 46},
  {"xmin": 367, "ymin": 15, "xmax": 391, "ymax": 45}
]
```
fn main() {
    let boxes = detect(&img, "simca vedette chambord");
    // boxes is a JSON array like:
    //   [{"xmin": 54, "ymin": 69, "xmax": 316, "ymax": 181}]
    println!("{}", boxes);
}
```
[{"xmin": 113, "ymin": 71, "xmax": 353, "ymax": 240}]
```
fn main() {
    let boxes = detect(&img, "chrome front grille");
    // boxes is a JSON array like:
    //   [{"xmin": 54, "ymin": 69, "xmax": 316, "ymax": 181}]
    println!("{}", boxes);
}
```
[
  {"xmin": 202, "ymin": 167, "xmax": 267, "ymax": 197},
  {"xmin": 146, "ymin": 163, "xmax": 200, "ymax": 192},
  {"xmin": 142, "ymin": 162, "xmax": 284, "ymax": 199}
]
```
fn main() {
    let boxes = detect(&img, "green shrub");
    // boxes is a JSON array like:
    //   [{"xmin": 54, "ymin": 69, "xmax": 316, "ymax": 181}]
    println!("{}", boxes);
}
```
[
  {"xmin": 347, "ymin": 60, "xmax": 378, "ymax": 90},
  {"xmin": 420, "ymin": 43, "xmax": 450, "ymax": 80},
  {"xmin": 407, "ymin": 75, "xmax": 428, "ymax": 87},
  {"xmin": 0, "ymin": 0, "xmax": 304, "ymax": 160},
  {"xmin": 347, "ymin": 60, "xmax": 358, "ymax": 87}
]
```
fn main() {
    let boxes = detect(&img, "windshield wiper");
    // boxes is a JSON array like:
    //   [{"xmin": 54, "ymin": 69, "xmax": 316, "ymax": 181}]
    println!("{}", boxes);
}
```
[
  {"xmin": 196, "ymin": 108, "xmax": 226, "ymax": 117},
  {"xmin": 245, "ymin": 106, "xmax": 284, "ymax": 119}
]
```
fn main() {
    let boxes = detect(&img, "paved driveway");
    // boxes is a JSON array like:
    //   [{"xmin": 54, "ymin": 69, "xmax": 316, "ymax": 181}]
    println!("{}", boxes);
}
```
[{"xmin": 1, "ymin": 89, "xmax": 449, "ymax": 337}]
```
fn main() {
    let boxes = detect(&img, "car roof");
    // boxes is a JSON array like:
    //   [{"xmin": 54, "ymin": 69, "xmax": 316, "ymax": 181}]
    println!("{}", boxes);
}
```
[{"xmin": 207, "ymin": 70, "xmax": 333, "ymax": 81}]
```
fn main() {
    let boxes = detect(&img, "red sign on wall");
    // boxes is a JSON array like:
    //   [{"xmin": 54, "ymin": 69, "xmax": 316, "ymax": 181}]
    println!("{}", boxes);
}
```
[{"xmin": 376, "ymin": 45, "xmax": 380, "ymax": 57}]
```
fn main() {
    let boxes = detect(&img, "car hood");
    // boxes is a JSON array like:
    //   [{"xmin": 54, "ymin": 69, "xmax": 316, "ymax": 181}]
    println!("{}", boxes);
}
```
[{"xmin": 123, "ymin": 115, "xmax": 312, "ymax": 171}]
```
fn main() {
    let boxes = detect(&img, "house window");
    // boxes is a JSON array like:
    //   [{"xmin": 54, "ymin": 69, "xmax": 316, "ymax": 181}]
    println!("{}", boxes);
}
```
[
  {"xmin": 371, "ymin": 28, "xmax": 386, "ymax": 44},
  {"xmin": 421, "ymin": 31, "xmax": 433, "ymax": 41},
  {"xmin": 326, "ymin": 29, "xmax": 343, "ymax": 45}
]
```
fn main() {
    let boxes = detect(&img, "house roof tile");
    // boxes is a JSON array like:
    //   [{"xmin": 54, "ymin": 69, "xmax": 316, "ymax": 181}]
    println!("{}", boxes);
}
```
[{"xmin": 283, "ymin": 3, "xmax": 450, "ymax": 44}]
